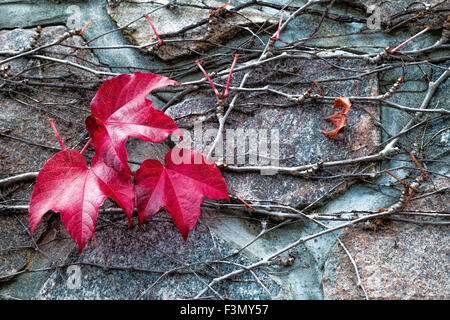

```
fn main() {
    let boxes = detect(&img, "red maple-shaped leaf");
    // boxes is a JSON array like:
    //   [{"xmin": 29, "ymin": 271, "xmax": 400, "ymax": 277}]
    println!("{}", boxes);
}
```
[
  {"xmin": 29, "ymin": 150, "xmax": 134, "ymax": 253},
  {"xmin": 86, "ymin": 72, "xmax": 182, "ymax": 173},
  {"xmin": 135, "ymin": 148, "xmax": 229, "ymax": 240}
]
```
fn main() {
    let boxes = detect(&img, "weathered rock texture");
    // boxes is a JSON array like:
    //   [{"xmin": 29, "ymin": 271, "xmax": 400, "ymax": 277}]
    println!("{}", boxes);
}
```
[
  {"xmin": 0, "ymin": 26, "xmax": 104, "ymax": 288},
  {"xmin": 0, "ymin": 26, "xmax": 103, "ymax": 175},
  {"xmin": 0, "ymin": 25, "xmax": 289, "ymax": 300},
  {"xmin": 106, "ymin": 0, "xmax": 277, "ymax": 60},
  {"xmin": 322, "ymin": 178, "xmax": 450, "ymax": 300},
  {"xmin": 35, "ymin": 212, "xmax": 289, "ymax": 300},
  {"xmin": 354, "ymin": 0, "xmax": 450, "ymax": 30},
  {"xmin": 1, "ymin": 0, "xmax": 448, "ymax": 300},
  {"xmin": 166, "ymin": 55, "xmax": 380, "ymax": 208}
]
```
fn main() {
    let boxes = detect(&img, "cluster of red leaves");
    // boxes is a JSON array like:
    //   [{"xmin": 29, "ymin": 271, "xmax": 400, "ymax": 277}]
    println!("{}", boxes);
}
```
[
  {"xmin": 321, "ymin": 97, "xmax": 351, "ymax": 139},
  {"xmin": 29, "ymin": 72, "xmax": 229, "ymax": 253}
]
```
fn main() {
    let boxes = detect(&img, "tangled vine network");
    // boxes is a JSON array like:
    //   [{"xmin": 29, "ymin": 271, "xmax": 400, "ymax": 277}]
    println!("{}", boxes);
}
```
[{"xmin": 0, "ymin": 0, "xmax": 449, "ymax": 300}]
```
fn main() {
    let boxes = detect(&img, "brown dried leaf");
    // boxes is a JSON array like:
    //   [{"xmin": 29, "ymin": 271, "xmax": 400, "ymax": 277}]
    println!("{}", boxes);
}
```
[
  {"xmin": 321, "ymin": 111, "xmax": 347, "ymax": 139},
  {"xmin": 322, "ymin": 97, "xmax": 351, "ymax": 139},
  {"xmin": 332, "ymin": 96, "xmax": 351, "ymax": 114}
]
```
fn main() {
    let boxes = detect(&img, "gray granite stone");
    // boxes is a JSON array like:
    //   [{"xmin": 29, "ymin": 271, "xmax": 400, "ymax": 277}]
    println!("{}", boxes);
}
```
[
  {"xmin": 0, "ymin": 25, "xmax": 103, "ymax": 299},
  {"xmin": 36, "ymin": 212, "xmax": 290, "ymax": 299},
  {"xmin": 0, "ymin": 25, "xmax": 104, "ymax": 174},
  {"xmin": 106, "ymin": 0, "xmax": 277, "ymax": 61},
  {"xmin": 354, "ymin": 0, "xmax": 449, "ymax": 30},
  {"xmin": 166, "ymin": 55, "xmax": 380, "ymax": 208},
  {"xmin": 0, "ymin": 0, "xmax": 448, "ymax": 301},
  {"xmin": 322, "ymin": 178, "xmax": 450, "ymax": 300}
]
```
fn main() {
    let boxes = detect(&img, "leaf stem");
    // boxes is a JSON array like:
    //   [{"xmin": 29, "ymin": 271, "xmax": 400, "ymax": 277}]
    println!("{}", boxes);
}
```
[
  {"xmin": 80, "ymin": 138, "xmax": 92, "ymax": 155},
  {"xmin": 234, "ymin": 194, "xmax": 254, "ymax": 210},
  {"xmin": 91, "ymin": 233, "xmax": 99, "ymax": 248},
  {"xmin": 145, "ymin": 14, "xmax": 162, "ymax": 46},
  {"xmin": 313, "ymin": 80, "xmax": 324, "ymax": 96},
  {"xmin": 195, "ymin": 59, "xmax": 221, "ymax": 97},
  {"xmin": 390, "ymin": 26, "xmax": 430, "ymax": 53},
  {"xmin": 409, "ymin": 152, "xmax": 429, "ymax": 180},
  {"xmin": 401, "ymin": 189, "xmax": 415, "ymax": 211},
  {"xmin": 48, "ymin": 119, "xmax": 65, "ymax": 151},
  {"xmin": 274, "ymin": 10, "xmax": 284, "ymax": 40},
  {"xmin": 384, "ymin": 169, "xmax": 409, "ymax": 187},
  {"xmin": 79, "ymin": 19, "xmax": 92, "ymax": 35},
  {"xmin": 224, "ymin": 54, "xmax": 238, "ymax": 98},
  {"xmin": 210, "ymin": 0, "xmax": 231, "ymax": 15}
]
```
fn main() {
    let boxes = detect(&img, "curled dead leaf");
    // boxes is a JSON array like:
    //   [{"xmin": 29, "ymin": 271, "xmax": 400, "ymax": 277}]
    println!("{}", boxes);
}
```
[
  {"xmin": 321, "ymin": 111, "xmax": 347, "ymax": 139},
  {"xmin": 332, "ymin": 96, "xmax": 351, "ymax": 114},
  {"xmin": 322, "ymin": 97, "xmax": 351, "ymax": 139}
]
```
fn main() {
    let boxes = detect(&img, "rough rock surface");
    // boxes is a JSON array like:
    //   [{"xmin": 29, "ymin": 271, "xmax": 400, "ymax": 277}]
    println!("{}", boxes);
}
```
[
  {"xmin": 35, "ymin": 212, "xmax": 289, "ymax": 300},
  {"xmin": 0, "ymin": 26, "xmax": 103, "ymax": 288},
  {"xmin": 1, "ymin": 0, "xmax": 448, "ymax": 300},
  {"xmin": 0, "ymin": 25, "xmax": 290, "ymax": 300},
  {"xmin": 106, "ymin": 0, "xmax": 277, "ymax": 61},
  {"xmin": 353, "ymin": 0, "xmax": 449, "ymax": 30},
  {"xmin": 166, "ymin": 56, "xmax": 380, "ymax": 208},
  {"xmin": 322, "ymin": 178, "xmax": 450, "ymax": 300},
  {"xmin": 0, "ymin": 26, "xmax": 104, "ymax": 175}
]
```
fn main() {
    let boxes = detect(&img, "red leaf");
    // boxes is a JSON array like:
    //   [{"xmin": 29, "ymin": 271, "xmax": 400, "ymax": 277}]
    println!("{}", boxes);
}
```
[
  {"xmin": 29, "ymin": 150, "xmax": 134, "ymax": 253},
  {"xmin": 135, "ymin": 148, "xmax": 229, "ymax": 240},
  {"xmin": 86, "ymin": 72, "xmax": 182, "ymax": 173}
]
